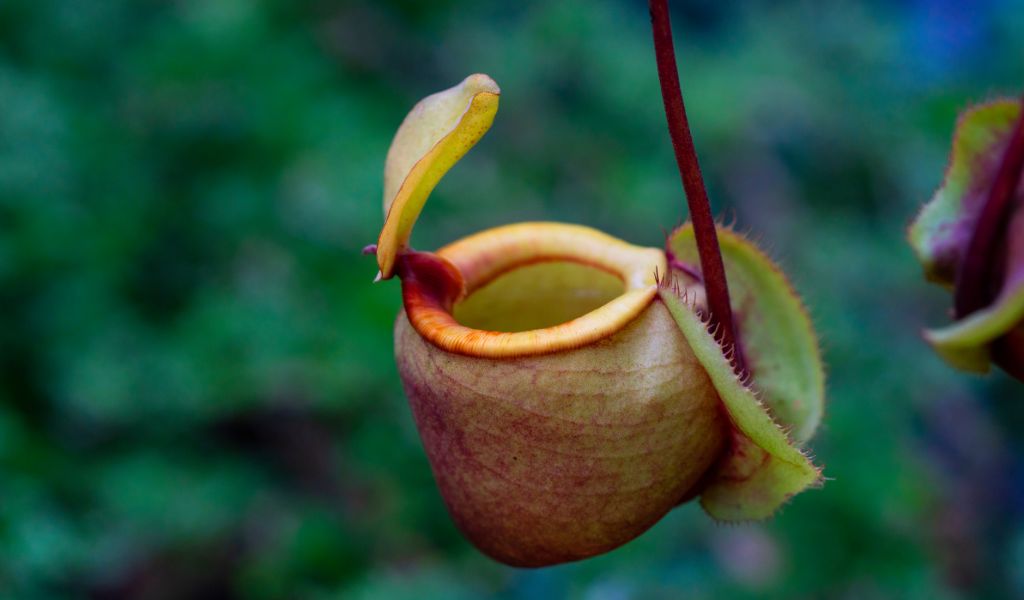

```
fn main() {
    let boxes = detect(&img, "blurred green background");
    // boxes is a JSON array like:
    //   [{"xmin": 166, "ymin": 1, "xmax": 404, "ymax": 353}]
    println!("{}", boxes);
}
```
[{"xmin": 2, "ymin": 0, "xmax": 1024, "ymax": 598}]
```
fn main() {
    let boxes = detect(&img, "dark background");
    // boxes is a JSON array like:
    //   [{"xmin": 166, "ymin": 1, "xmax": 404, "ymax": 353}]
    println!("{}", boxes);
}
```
[{"xmin": 2, "ymin": 0, "xmax": 1024, "ymax": 598}]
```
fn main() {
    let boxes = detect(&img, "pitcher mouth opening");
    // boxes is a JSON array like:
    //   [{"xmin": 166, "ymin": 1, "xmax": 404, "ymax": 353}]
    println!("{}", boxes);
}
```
[{"xmin": 400, "ymin": 222, "xmax": 667, "ymax": 358}]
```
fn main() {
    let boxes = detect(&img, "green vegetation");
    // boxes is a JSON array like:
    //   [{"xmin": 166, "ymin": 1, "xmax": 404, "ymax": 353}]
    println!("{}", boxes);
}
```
[{"xmin": 2, "ymin": 0, "xmax": 1023, "ymax": 597}]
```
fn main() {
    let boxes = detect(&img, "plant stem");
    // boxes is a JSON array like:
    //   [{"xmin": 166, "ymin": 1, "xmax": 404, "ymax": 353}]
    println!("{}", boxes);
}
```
[
  {"xmin": 648, "ymin": 0, "xmax": 746, "ymax": 377},
  {"xmin": 955, "ymin": 94, "xmax": 1024, "ymax": 318}
]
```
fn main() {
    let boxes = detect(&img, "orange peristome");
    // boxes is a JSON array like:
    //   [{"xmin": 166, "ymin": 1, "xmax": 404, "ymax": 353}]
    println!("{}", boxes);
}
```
[{"xmin": 400, "ymin": 222, "xmax": 667, "ymax": 358}]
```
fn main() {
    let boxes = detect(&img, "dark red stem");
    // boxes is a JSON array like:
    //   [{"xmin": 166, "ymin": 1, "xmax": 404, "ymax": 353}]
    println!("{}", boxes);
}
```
[
  {"xmin": 649, "ymin": 0, "xmax": 746, "ymax": 377},
  {"xmin": 955, "ymin": 95, "xmax": 1024, "ymax": 318}
]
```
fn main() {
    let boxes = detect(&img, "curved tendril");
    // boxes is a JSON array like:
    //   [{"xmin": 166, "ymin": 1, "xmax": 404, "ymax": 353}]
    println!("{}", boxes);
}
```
[{"xmin": 648, "ymin": 0, "xmax": 747, "ymax": 378}]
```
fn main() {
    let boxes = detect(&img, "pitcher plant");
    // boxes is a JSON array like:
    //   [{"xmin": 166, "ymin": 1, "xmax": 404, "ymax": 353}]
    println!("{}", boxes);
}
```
[{"xmin": 366, "ymin": 1, "xmax": 826, "ymax": 567}]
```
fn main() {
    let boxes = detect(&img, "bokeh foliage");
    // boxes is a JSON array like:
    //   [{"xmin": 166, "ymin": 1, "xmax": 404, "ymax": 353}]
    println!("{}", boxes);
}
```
[{"xmin": 2, "ymin": 0, "xmax": 1024, "ymax": 598}]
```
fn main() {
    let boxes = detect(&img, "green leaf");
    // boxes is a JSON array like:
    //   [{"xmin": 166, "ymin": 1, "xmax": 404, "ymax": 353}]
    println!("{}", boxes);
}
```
[
  {"xmin": 908, "ymin": 99, "xmax": 1020, "ymax": 287},
  {"xmin": 662, "ymin": 224, "xmax": 824, "ymax": 520},
  {"xmin": 658, "ymin": 283, "xmax": 821, "ymax": 521},
  {"xmin": 907, "ymin": 99, "xmax": 1024, "ymax": 373},
  {"xmin": 922, "ymin": 206, "xmax": 1024, "ymax": 373},
  {"xmin": 667, "ymin": 225, "xmax": 824, "ymax": 442}
]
